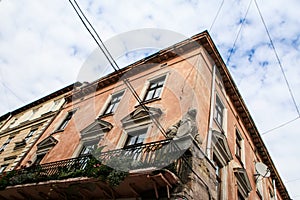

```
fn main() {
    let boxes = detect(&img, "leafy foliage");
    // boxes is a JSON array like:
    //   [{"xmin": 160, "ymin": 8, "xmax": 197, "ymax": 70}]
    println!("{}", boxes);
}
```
[{"xmin": 0, "ymin": 146, "xmax": 130, "ymax": 190}]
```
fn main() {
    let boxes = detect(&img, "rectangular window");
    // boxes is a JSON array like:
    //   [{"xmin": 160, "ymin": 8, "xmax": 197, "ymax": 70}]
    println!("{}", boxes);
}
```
[
  {"xmin": 125, "ymin": 128, "xmax": 148, "ymax": 147},
  {"xmin": 0, "ymin": 136, "xmax": 13, "ymax": 152},
  {"xmin": 80, "ymin": 141, "xmax": 98, "ymax": 155},
  {"xmin": 238, "ymin": 191, "xmax": 245, "ymax": 200},
  {"xmin": 34, "ymin": 154, "xmax": 46, "ymax": 165},
  {"xmin": 143, "ymin": 76, "xmax": 166, "ymax": 101},
  {"xmin": 235, "ymin": 130, "xmax": 243, "ymax": 161},
  {"xmin": 215, "ymin": 95, "xmax": 224, "ymax": 127},
  {"xmin": 25, "ymin": 128, "xmax": 38, "ymax": 142},
  {"xmin": 49, "ymin": 99, "xmax": 60, "ymax": 112},
  {"xmin": 213, "ymin": 154, "xmax": 223, "ymax": 200},
  {"xmin": 56, "ymin": 110, "xmax": 76, "ymax": 131},
  {"xmin": 27, "ymin": 107, "xmax": 39, "ymax": 121},
  {"xmin": 103, "ymin": 91, "xmax": 124, "ymax": 115},
  {"xmin": 9, "ymin": 118, "xmax": 18, "ymax": 128},
  {"xmin": 0, "ymin": 165, "xmax": 8, "ymax": 174}
]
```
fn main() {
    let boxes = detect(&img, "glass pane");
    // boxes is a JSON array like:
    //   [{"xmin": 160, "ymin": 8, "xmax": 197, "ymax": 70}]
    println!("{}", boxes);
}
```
[
  {"xmin": 153, "ymin": 87, "xmax": 162, "ymax": 98},
  {"xmin": 145, "ymin": 90, "xmax": 154, "ymax": 101},
  {"xmin": 125, "ymin": 135, "xmax": 137, "ymax": 146},
  {"xmin": 136, "ymin": 132, "xmax": 146, "ymax": 144}
]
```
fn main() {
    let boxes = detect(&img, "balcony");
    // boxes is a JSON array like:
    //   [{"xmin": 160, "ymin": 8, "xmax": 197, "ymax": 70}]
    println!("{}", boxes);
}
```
[{"xmin": 0, "ymin": 137, "xmax": 194, "ymax": 199}]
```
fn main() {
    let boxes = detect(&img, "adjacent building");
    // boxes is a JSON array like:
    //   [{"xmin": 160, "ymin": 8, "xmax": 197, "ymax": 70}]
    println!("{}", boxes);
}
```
[
  {"xmin": 0, "ymin": 84, "xmax": 76, "ymax": 173},
  {"xmin": 0, "ymin": 31, "xmax": 290, "ymax": 200}
]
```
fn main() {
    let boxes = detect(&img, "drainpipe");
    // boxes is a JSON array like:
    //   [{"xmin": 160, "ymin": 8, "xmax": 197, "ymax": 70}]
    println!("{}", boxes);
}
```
[
  {"xmin": 206, "ymin": 65, "xmax": 216, "ymax": 160},
  {"xmin": 273, "ymin": 179, "xmax": 277, "ymax": 200}
]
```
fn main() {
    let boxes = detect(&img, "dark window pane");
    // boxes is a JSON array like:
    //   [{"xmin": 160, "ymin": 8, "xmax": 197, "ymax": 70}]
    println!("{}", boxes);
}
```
[
  {"xmin": 143, "ymin": 76, "xmax": 166, "ymax": 101},
  {"xmin": 125, "ymin": 128, "xmax": 148, "ymax": 147},
  {"xmin": 103, "ymin": 91, "xmax": 124, "ymax": 115},
  {"xmin": 57, "ymin": 110, "xmax": 76, "ymax": 131}
]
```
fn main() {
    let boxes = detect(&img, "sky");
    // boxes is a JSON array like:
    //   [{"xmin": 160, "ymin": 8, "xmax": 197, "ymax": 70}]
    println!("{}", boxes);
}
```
[{"xmin": 0, "ymin": 0, "xmax": 300, "ymax": 198}]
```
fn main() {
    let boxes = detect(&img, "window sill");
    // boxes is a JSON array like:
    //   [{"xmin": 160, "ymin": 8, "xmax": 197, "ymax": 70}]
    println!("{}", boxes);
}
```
[
  {"xmin": 135, "ymin": 98, "xmax": 161, "ymax": 107},
  {"xmin": 98, "ymin": 113, "xmax": 114, "ymax": 119},
  {"xmin": 52, "ymin": 129, "xmax": 64, "ymax": 134}
]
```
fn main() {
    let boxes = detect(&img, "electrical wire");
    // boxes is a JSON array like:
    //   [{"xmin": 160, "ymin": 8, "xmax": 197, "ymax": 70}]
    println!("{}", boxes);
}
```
[
  {"xmin": 286, "ymin": 177, "xmax": 300, "ymax": 183},
  {"xmin": 254, "ymin": 0, "xmax": 300, "ymax": 117},
  {"xmin": 226, "ymin": 0, "xmax": 253, "ymax": 66},
  {"xmin": 68, "ymin": 1, "xmax": 212, "ymax": 198},
  {"xmin": 209, "ymin": 0, "xmax": 224, "ymax": 32},
  {"xmin": 69, "ymin": 0, "xmax": 167, "ymax": 137},
  {"xmin": 261, "ymin": 116, "xmax": 300, "ymax": 135},
  {"xmin": 0, "ymin": 82, "xmax": 25, "ymax": 104}
]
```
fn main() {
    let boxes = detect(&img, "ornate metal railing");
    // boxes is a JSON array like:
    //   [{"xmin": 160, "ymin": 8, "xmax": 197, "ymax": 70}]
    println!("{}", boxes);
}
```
[
  {"xmin": 1, "ymin": 138, "xmax": 192, "ymax": 188},
  {"xmin": 38, "ymin": 154, "xmax": 91, "ymax": 176},
  {"xmin": 98, "ymin": 138, "xmax": 186, "ymax": 170}
]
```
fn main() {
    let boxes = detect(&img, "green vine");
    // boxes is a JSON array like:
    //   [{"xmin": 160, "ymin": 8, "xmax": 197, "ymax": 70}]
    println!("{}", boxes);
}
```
[{"xmin": 0, "ymin": 146, "xmax": 130, "ymax": 190}]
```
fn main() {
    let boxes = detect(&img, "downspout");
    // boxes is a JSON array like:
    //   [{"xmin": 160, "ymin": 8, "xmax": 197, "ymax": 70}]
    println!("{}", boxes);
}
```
[
  {"xmin": 206, "ymin": 64, "xmax": 216, "ymax": 160},
  {"xmin": 273, "ymin": 179, "xmax": 277, "ymax": 200}
]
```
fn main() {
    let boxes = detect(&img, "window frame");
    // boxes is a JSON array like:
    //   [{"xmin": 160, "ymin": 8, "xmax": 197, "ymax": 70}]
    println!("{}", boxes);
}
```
[
  {"xmin": 79, "ymin": 141, "xmax": 99, "ymax": 156},
  {"xmin": 213, "ymin": 154, "xmax": 223, "ymax": 200},
  {"xmin": 34, "ymin": 153, "xmax": 46, "ymax": 165},
  {"xmin": 24, "ymin": 128, "xmax": 38, "ymax": 142},
  {"xmin": 235, "ymin": 129, "xmax": 244, "ymax": 164},
  {"xmin": 55, "ymin": 109, "xmax": 77, "ymax": 132},
  {"xmin": 0, "ymin": 136, "xmax": 13, "ymax": 152},
  {"xmin": 142, "ymin": 75, "xmax": 167, "ymax": 102},
  {"xmin": 0, "ymin": 165, "xmax": 8, "ymax": 174},
  {"xmin": 102, "ymin": 90, "xmax": 125, "ymax": 116},
  {"xmin": 214, "ymin": 95, "xmax": 224, "ymax": 127},
  {"xmin": 124, "ymin": 127, "xmax": 149, "ymax": 148}
]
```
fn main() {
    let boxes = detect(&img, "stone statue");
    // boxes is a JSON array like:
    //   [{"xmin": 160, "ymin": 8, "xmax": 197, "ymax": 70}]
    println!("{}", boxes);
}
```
[{"xmin": 166, "ymin": 108, "xmax": 202, "ymax": 144}]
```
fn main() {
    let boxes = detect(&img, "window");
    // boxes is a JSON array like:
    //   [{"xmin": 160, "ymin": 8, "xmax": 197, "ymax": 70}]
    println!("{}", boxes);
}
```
[
  {"xmin": 269, "ymin": 188, "xmax": 275, "ymax": 200},
  {"xmin": 48, "ymin": 99, "xmax": 60, "ymax": 112},
  {"xmin": 27, "ymin": 107, "xmax": 39, "ymax": 121},
  {"xmin": 25, "ymin": 128, "xmax": 38, "ymax": 142},
  {"xmin": 235, "ymin": 130, "xmax": 243, "ymax": 160},
  {"xmin": 9, "ymin": 118, "xmax": 18, "ymax": 127},
  {"xmin": 125, "ymin": 127, "xmax": 148, "ymax": 147},
  {"xmin": 56, "ymin": 110, "xmax": 76, "ymax": 131},
  {"xmin": 215, "ymin": 95, "xmax": 224, "ymax": 126},
  {"xmin": 0, "ymin": 136, "xmax": 13, "ymax": 152},
  {"xmin": 234, "ymin": 168, "xmax": 252, "ymax": 199},
  {"xmin": 103, "ymin": 91, "xmax": 124, "ymax": 115},
  {"xmin": 0, "ymin": 165, "xmax": 8, "ymax": 174},
  {"xmin": 238, "ymin": 191, "xmax": 245, "ymax": 200},
  {"xmin": 143, "ymin": 76, "xmax": 166, "ymax": 101},
  {"xmin": 80, "ymin": 142, "xmax": 97, "ymax": 155},
  {"xmin": 34, "ymin": 154, "xmax": 46, "ymax": 165},
  {"xmin": 213, "ymin": 154, "xmax": 223, "ymax": 200}
]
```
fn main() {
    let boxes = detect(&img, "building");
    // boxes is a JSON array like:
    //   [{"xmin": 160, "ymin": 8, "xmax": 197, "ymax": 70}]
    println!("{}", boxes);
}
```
[
  {"xmin": 0, "ymin": 84, "xmax": 76, "ymax": 174},
  {"xmin": 0, "ymin": 31, "xmax": 290, "ymax": 200}
]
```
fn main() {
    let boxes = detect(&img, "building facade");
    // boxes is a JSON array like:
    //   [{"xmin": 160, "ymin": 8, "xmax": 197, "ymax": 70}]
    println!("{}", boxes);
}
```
[
  {"xmin": 0, "ymin": 31, "xmax": 290, "ymax": 200},
  {"xmin": 0, "ymin": 84, "xmax": 76, "ymax": 173}
]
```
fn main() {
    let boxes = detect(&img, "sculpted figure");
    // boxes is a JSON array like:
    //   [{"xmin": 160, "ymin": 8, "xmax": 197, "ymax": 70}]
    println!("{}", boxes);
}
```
[{"xmin": 166, "ymin": 108, "xmax": 202, "ymax": 144}]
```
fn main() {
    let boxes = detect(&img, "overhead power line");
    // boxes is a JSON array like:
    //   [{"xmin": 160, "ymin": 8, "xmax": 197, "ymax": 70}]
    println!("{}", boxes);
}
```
[
  {"xmin": 261, "ymin": 116, "xmax": 300, "ymax": 135},
  {"xmin": 69, "ymin": 0, "xmax": 167, "ymax": 137},
  {"xmin": 254, "ymin": 0, "xmax": 300, "ymax": 117},
  {"xmin": 209, "ymin": 0, "xmax": 224, "ymax": 32},
  {"xmin": 68, "ymin": 1, "xmax": 213, "ymax": 197},
  {"xmin": 226, "ymin": 0, "xmax": 253, "ymax": 65}
]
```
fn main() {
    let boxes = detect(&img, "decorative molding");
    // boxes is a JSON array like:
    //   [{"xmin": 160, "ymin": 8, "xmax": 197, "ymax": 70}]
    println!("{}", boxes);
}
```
[
  {"xmin": 121, "ymin": 106, "xmax": 162, "ymax": 127},
  {"xmin": 80, "ymin": 119, "xmax": 113, "ymax": 142},
  {"xmin": 234, "ymin": 167, "xmax": 252, "ymax": 198},
  {"xmin": 36, "ymin": 135, "xmax": 58, "ymax": 155},
  {"xmin": 212, "ymin": 130, "xmax": 233, "ymax": 167}
]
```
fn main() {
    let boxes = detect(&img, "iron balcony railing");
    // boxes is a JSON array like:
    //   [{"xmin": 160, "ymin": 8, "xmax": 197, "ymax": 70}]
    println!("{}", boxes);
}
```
[{"xmin": 1, "ymin": 138, "xmax": 191, "ymax": 188}]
